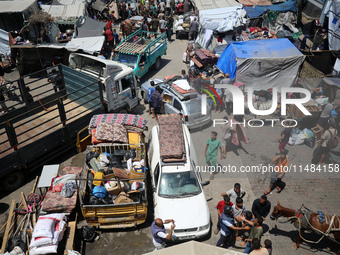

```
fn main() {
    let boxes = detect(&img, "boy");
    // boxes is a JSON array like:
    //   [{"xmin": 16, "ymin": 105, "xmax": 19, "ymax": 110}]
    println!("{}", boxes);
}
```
[
  {"xmin": 221, "ymin": 183, "xmax": 246, "ymax": 205},
  {"xmin": 240, "ymin": 216, "xmax": 264, "ymax": 254},
  {"xmin": 214, "ymin": 196, "xmax": 233, "ymax": 235},
  {"xmin": 204, "ymin": 131, "xmax": 222, "ymax": 180},
  {"xmin": 264, "ymin": 239, "xmax": 272, "ymax": 255}
]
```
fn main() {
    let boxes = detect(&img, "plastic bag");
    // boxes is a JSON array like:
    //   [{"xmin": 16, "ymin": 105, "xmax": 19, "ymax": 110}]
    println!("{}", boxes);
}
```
[
  {"xmin": 112, "ymin": 149, "xmax": 126, "ymax": 157},
  {"xmin": 61, "ymin": 182, "xmax": 76, "ymax": 198},
  {"xmin": 86, "ymin": 151, "xmax": 99, "ymax": 165},
  {"xmin": 108, "ymin": 155, "xmax": 123, "ymax": 168},
  {"xmin": 92, "ymin": 185, "xmax": 107, "ymax": 198},
  {"xmin": 295, "ymin": 133, "xmax": 306, "ymax": 145},
  {"xmin": 124, "ymin": 150, "xmax": 136, "ymax": 160},
  {"xmin": 99, "ymin": 153, "xmax": 109, "ymax": 167},
  {"xmin": 81, "ymin": 226, "xmax": 96, "ymax": 242}
]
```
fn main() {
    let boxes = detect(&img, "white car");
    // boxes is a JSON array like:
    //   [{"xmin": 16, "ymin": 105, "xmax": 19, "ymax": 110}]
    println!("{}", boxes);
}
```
[{"xmin": 148, "ymin": 116, "xmax": 210, "ymax": 241}]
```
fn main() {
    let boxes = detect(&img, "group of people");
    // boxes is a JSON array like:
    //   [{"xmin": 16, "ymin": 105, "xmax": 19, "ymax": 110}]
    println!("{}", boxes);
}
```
[
  {"xmin": 215, "ymin": 184, "xmax": 272, "ymax": 254},
  {"xmin": 102, "ymin": 24, "xmax": 120, "ymax": 60}
]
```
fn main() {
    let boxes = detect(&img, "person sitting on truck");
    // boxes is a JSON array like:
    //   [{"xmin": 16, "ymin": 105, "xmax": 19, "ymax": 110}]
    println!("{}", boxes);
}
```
[
  {"xmin": 152, "ymin": 218, "xmax": 176, "ymax": 250},
  {"xmin": 148, "ymin": 81, "xmax": 156, "ymax": 117}
]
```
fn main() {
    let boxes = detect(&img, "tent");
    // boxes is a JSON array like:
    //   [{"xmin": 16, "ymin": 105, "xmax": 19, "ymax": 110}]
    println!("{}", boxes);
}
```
[
  {"xmin": 199, "ymin": 5, "xmax": 245, "ymax": 33},
  {"xmin": 0, "ymin": 0, "xmax": 40, "ymax": 31},
  {"xmin": 0, "ymin": 29, "xmax": 10, "ymax": 57},
  {"xmin": 217, "ymin": 38, "xmax": 305, "ymax": 90},
  {"xmin": 145, "ymin": 240, "xmax": 244, "ymax": 255},
  {"xmin": 191, "ymin": 0, "xmax": 239, "ymax": 11},
  {"xmin": 41, "ymin": 3, "xmax": 85, "ymax": 24}
]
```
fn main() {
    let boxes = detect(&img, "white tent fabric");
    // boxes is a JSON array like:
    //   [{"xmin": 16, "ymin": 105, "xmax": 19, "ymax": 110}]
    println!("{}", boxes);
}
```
[
  {"xmin": 65, "ymin": 36, "xmax": 105, "ymax": 54},
  {"xmin": 41, "ymin": 3, "xmax": 85, "ymax": 21},
  {"xmin": 192, "ymin": 0, "xmax": 239, "ymax": 11},
  {"xmin": 199, "ymin": 5, "xmax": 246, "ymax": 32},
  {"xmin": 92, "ymin": 0, "xmax": 107, "ymax": 12},
  {"xmin": 0, "ymin": 0, "xmax": 37, "ymax": 13},
  {"xmin": 0, "ymin": 29, "xmax": 10, "ymax": 57},
  {"xmin": 328, "ymin": 0, "xmax": 340, "ymax": 50}
]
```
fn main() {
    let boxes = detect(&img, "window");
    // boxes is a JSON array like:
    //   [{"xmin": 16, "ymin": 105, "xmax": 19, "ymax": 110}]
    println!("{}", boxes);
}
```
[
  {"xmin": 154, "ymin": 163, "xmax": 160, "ymax": 187},
  {"xmin": 173, "ymin": 99, "xmax": 183, "ymax": 112},
  {"xmin": 121, "ymin": 75, "xmax": 133, "ymax": 91}
]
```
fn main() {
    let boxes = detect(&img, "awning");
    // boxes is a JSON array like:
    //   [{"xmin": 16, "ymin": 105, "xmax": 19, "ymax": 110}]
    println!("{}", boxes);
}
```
[
  {"xmin": 41, "ymin": 3, "xmax": 85, "ymax": 21},
  {"xmin": 65, "ymin": 36, "xmax": 105, "ymax": 54}
]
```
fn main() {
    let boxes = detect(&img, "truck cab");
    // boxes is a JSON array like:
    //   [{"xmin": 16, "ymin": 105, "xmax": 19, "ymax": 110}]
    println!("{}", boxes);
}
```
[
  {"xmin": 113, "ymin": 28, "xmax": 167, "ymax": 80},
  {"xmin": 69, "ymin": 53, "xmax": 139, "ymax": 112}
]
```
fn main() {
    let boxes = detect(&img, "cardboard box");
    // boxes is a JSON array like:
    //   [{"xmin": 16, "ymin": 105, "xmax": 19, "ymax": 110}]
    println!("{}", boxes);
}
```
[
  {"xmin": 114, "ymin": 192, "xmax": 133, "ymax": 204},
  {"xmin": 107, "ymin": 185, "xmax": 122, "ymax": 195}
]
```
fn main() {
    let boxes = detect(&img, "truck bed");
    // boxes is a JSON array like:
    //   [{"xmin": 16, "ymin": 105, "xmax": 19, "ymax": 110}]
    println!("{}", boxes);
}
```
[{"xmin": 115, "ymin": 42, "xmax": 148, "ymax": 55}]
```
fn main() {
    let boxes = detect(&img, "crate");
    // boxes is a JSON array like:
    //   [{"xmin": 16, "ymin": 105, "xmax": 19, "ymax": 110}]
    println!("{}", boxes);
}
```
[{"xmin": 311, "ymin": 124, "xmax": 324, "ymax": 142}]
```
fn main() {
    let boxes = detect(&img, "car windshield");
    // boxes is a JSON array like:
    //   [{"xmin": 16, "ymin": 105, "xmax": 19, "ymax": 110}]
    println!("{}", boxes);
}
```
[
  {"xmin": 113, "ymin": 53, "xmax": 137, "ymax": 68},
  {"xmin": 183, "ymin": 98, "xmax": 203, "ymax": 114},
  {"xmin": 158, "ymin": 171, "xmax": 201, "ymax": 198}
]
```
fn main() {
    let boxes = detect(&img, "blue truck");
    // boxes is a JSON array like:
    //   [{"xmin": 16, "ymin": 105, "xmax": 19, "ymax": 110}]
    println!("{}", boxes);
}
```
[{"xmin": 113, "ymin": 28, "xmax": 167, "ymax": 81}]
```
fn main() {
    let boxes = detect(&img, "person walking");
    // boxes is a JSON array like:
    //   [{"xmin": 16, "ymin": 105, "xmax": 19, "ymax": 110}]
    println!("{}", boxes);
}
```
[
  {"xmin": 318, "ymin": 120, "xmax": 338, "ymax": 164},
  {"xmin": 159, "ymin": 16, "xmax": 166, "ymax": 33},
  {"xmin": 148, "ymin": 81, "xmax": 156, "ymax": 117},
  {"xmin": 231, "ymin": 114, "xmax": 249, "ymax": 147},
  {"xmin": 189, "ymin": 17, "xmax": 198, "ymax": 41},
  {"xmin": 264, "ymin": 151, "xmax": 289, "ymax": 195},
  {"xmin": 220, "ymin": 116, "xmax": 232, "ymax": 158},
  {"xmin": 317, "ymin": 99, "xmax": 334, "ymax": 131},
  {"xmin": 277, "ymin": 127, "xmax": 292, "ymax": 153},
  {"xmin": 204, "ymin": 131, "xmax": 222, "ymax": 180},
  {"xmin": 165, "ymin": 17, "xmax": 172, "ymax": 42},
  {"xmin": 150, "ymin": 87, "xmax": 163, "ymax": 119},
  {"xmin": 151, "ymin": 218, "xmax": 175, "ymax": 250},
  {"xmin": 151, "ymin": 14, "xmax": 159, "ymax": 34}
]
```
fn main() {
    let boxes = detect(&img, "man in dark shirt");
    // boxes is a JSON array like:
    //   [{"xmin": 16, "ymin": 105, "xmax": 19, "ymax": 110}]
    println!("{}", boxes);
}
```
[
  {"xmin": 277, "ymin": 127, "xmax": 292, "ymax": 152},
  {"xmin": 150, "ymin": 87, "xmax": 162, "ymax": 118},
  {"xmin": 252, "ymin": 195, "xmax": 271, "ymax": 220}
]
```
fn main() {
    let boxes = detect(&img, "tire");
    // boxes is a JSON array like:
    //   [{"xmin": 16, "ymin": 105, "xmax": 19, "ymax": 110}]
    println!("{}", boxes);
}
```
[
  {"xmin": 176, "ymin": 31, "xmax": 179, "ymax": 39},
  {"xmin": 154, "ymin": 57, "xmax": 161, "ymax": 70},
  {"xmin": 143, "ymin": 92, "xmax": 148, "ymax": 104},
  {"xmin": 119, "ymin": 108, "xmax": 128, "ymax": 114},
  {"xmin": 2, "ymin": 171, "xmax": 25, "ymax": 191}
]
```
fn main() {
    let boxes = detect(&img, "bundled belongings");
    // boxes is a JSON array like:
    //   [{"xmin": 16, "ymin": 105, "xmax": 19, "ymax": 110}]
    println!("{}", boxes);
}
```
[
  {"xmin": 40, "ymin": 167, "xmax": 82, "ymax": 213},
  {"xmin": 192, "ymin": 49, "xmax": 218, "ymax": 68},
  {"xmin": 239, "ymin": 27, "xmax": 276, "ymax": 41},
  {"xmin": 157, "ymin": 114, "xmax": 186, "ymax": 162},
  {"xmin": 29, "ymin": 213, "xmax": 67, "ymax": 255}
]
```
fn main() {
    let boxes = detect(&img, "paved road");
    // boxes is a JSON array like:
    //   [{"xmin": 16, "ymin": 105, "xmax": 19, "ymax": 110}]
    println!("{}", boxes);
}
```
[{"xmin": 1, "ymin": 33, "xmax": 340, "ymax": 255}]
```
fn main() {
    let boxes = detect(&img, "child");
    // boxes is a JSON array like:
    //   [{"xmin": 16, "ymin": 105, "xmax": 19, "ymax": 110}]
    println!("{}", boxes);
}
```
[
  {"xmin": 264, "ymin": 239, "xmax": 272, "ymax": 255},
  {"xmin": 237, "ymin": 210, "xmax": 254, "ymax": 243},
  {"xmin": 214, "ymin": 195, "xmax": 233, "ymax": 235}
]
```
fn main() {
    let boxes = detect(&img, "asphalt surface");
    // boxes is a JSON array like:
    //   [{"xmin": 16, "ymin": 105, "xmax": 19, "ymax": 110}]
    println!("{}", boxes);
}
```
[{"xmin": 1, "ymin": 33, "xmax": 340, "ymax": 255}]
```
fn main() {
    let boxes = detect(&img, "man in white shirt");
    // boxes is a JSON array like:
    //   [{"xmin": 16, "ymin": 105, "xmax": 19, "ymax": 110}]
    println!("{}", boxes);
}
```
[
  {"xmin": 221, "ymin": 183, "xmax": 246, "ymax": 205},
  {"xmin": 152, "ymin": 218, "xmax": 176, "ymax": 250}
]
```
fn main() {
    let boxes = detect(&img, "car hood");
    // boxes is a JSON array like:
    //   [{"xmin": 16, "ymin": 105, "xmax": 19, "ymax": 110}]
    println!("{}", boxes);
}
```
[
  {"xmin": 155, "ymin": 192, "xmax": 210, "ymax": 230},
  {"xmin": 141, "ymin": 78, "xmax": 164, "ymax": 91}
]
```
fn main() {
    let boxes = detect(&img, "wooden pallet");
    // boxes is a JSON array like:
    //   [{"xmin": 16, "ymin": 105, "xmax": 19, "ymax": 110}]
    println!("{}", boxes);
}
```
[{"xmin": 115, "ymin": 42, "xmax": 147, "ymax": 55}]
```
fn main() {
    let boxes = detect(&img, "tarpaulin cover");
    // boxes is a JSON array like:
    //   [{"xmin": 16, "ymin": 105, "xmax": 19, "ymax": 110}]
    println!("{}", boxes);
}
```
[
  {"xmin": 65, "ymin": 36, "xmax": 105, "ymax": 54},
  {"xmin": 192, "ymin": 0, "xmax": 239, "ymax": 11},
  {"xmin": 247, "ymin": 0, "xmax": 297, "ymax": 13},
  {"xmin": 328, "ymin": 0, "xmax": 340, "ymax": 50},
  {"xmin": 199, "ymin": 5, "xmax": 246, "ymax": 32},
  {"xmin": 41, "ymin": 3, "xmax": 85, "ymax": 20},
  {"xmin": 76, "ymin": 17, "xmax": 107, "ymax": 38},
  {"xmin": 238, "ymin": 0, "xmax": 272, "ymax": 6},
  {"xmin": 244, "ymin": 7, "xmax": 265, "ymax": 18},
  {"xmin": 0, "ymin": 28, "xmax": 10, "ymax": 57},
  {"xmin": 217, "ymin": 38, "xmax": 305, "ymax": 89},
  {"xmin": 92, "ymin": 0, "xmax": 107, "ymax": 12}
]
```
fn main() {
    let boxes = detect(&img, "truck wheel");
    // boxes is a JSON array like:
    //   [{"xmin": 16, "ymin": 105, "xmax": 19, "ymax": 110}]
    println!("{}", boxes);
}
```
[
  {"xmin": 154, "ymin": 57, "xmax": 161, "ymax": 70},
  {"xmin": 143, "ymin": 92, "xmax": 148, "ymax": 104},
  {"xmin": 176, "ymin": 31, "xmax": 179, "ymax": 39},
  {"xmin": 119, "ymin": 108, "xmax": 128, "ymax": 114},
  {"xmin": 2, "ymin": 171, "xmax": 25, "ymax": 191}
]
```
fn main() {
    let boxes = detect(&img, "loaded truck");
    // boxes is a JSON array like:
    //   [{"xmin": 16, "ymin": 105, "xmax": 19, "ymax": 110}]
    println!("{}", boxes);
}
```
[
  {"xmin": 76, "ymin": 114, "xmax": 148, "ymax": 228},
  {"xmin": 69, "ymin": 53, "xmax": 139, "ymax": 113},
  {"xmin": 113, "ymin": 28, "xmax": 167, "ymax": 80}
]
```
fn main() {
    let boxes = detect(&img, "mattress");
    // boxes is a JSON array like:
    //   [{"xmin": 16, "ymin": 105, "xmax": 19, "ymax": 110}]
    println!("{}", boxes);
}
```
[{"xmin": 89, "ymin": 114, "xmax": 148, "ymax": 130}]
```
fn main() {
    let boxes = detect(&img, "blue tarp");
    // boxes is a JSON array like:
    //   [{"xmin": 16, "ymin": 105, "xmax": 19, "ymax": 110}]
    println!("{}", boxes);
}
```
[
  {"xmin": 244, "ymin": 7, "xmax": 265, "ymax": 18},
  {"xmin": 217, "ymin": 38, "xmax": 303, "ymax": 80},
  {"xmin": 244, "ymin": 0, "xmax": 297, "ymax": 18}
]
